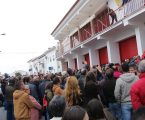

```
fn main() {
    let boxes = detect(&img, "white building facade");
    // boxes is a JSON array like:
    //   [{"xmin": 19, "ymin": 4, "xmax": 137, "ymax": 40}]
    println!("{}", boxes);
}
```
[
  {"xmin": 28, "ymin": 47, "xmax": 62, "ymax": 74},
  {"xmin": 51, "ymin": 0, "xmax": 145, "ymax": 71}
]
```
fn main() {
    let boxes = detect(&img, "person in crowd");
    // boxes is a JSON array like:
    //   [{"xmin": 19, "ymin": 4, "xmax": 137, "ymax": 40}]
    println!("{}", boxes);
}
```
[
  {"xmin": 13, "ymin": 80, "xmax": 34, "ymax": 120},
  {"xmin": 67, "ymin": 68, "xmax": 74, "ymax": 76},
  {"xmin": 44, "ymin": 82, "xmax": 53, "ymax": 104},
  {"xmin": 84, "ymin": 72, "xmax": 99, "ymax": 104},
  {"xmin": 129, "ymin": 64, "xmax": 137, "ymax": 75},
  {"xmin": 96, "ymin": 65, "xmax": 104, "ymax": 81},
  {"xmin": 113, "ymin": 64, "xmax": 122, "ymax": 80},
  {"xmin": 0, "ymin": 78, "xmax": 4, "ymax": 107},
  {"xmin": 130, "ymin": 60, "xmax": 145, "ymax": 110},
  {"xmin": 60, "ymin": 71, "xmax": 68, "ymax": 90},
  {"xmin": 62, "ymin": 106, "xmax": 89, "ymax": 120},
  {"xmin": 132, "ymin": 106, "xmax": 145, "ymax": 120},
  {"xmin": 52, "ymin": 77, "xmax": 63, "ymax": 96},
  {"xmin": 114, "ymin": 62, "xmax": 138, "ymax": 120},
  {"xmin": 43, "ymin": 81, "xmax": 54, "ymax": 120},
  {"xmin": 87, "ymin": 99, "xmax": 105, "ymax": 120},
  {"xmin": 0, "ymin": 78, "xmax": 8, "ymax": 110},
  {"xmin": 103, "ymin": 68, "xmax": 122, "ymax": 120},
  {"xmin": 82, "ymin": 61, "xmax": 90, "ymax": 72},
  {"xmin": 33, "ymin": 75, "xmax": 42, "ymax": 103},
  {"xmin": 39, "ymin": 74, "xmax": 52, "ymax": 104},
  {"xmin": 49, "ymin": 95, "xmax": 66, "ymax": 120},
  {"xmin": 75, "ymin": 69, "xmax": 81, "ymax": 79},
  {"xmin": 78, "ymin": 69, "xmax": 87, "ymax": 93},
  {"xmin": 108, "ymin": 7, "xmax": 117, "ymax": 25},
  {"xmin": 23, "ymin": 76, "xmax": 39, "ymax": 101},
  {"xmin": 60, "ymin": 75, "xmax": 67, "ymax": 89},
  {"xmin": 5, "ymin": 77, "xmax": 16, "ymax": 120},
  {"xmin": 25, "ymin": 85, "xmax": 42, "ymax": 120},
  {"xmin": 64, "ymin": 76, "xmax": 82, "ymax": 107}
]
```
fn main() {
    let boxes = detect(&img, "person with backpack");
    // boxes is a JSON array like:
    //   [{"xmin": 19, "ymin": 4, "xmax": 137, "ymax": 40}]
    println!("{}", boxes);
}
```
[
  {"xmin": 43, "ymin": 81, "xmax": 54, "ymax": 120},
  {"xmin": 39, "ymin": 74, "xmax": 52, "ymax": 105}
]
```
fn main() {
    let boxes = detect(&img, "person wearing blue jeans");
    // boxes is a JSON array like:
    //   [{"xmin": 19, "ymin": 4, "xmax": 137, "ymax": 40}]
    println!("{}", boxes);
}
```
[
  {"xmin": 6, "ymin": 101, "xmax": 15, "ymax": 120},
  {"xmin": 121, "ymin": 103, "xmax": 133, "ymax": 120},
  {"xmin": 114, "ymin": 63, "xmax": 138, "ymax": 120},
  {"xmin": 109, "ymin": 103, "xmax": 122, "ymax": 120}
]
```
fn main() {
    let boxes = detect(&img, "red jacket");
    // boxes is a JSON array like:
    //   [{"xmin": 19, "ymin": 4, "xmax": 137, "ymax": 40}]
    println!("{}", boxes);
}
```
[{"xmin": 130, "ymin": 73, "xmax": 145, "ymax": 110}]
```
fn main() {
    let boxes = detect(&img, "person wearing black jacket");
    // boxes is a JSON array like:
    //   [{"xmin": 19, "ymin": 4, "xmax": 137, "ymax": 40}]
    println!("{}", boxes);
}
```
[
  {"xmin": 103, "ymin": 68, "xmax": 122, "ymax": 120},
  {"xmin": 84, "ymin": 72, "xmax": 100, "ymax": 104},
  {"xmin": 5, "ymin": 77, "xmax": 16, "ymax": 120}
]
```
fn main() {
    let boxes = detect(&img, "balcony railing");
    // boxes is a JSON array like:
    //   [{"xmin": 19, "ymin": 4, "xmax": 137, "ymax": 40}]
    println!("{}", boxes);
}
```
[
  {"xmin": 56, "ymin": 47, "xmax": 64, "ymax": 58},
  {"xmin": 124, "ymin": 0, "xmax": 145, "ymax": 16},
  {"xmin": 57, "ymin": 0, "xmax": 145, "ymax": 58}
]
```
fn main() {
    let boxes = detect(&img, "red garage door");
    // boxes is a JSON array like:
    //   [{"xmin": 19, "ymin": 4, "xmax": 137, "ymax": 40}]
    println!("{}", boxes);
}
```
[
  {"xmin": 119, "ymin": 36, "xmax": 138, "ymax": 62},
  {"xmin": 99, "ymin": 47, "xmax": 108, "ymax": 65},
  {"xmin": 84, "ymin": 53, "xmax": 90, "ymax": 66},
  {"xmin": 74, "ymin": 58, "xmax": 78, "ymax": 70}
]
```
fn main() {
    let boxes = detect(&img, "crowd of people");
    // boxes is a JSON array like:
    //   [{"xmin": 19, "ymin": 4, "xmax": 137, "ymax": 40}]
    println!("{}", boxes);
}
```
[{"xmin": 1, "ymin": 57, "xmax": 145, "ymax": 120}]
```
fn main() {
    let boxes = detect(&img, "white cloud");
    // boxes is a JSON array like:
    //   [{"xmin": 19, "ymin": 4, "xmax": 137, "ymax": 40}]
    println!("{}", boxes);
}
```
[{"xmin": 0, "ymin": 0, "xmax": 76, "ymax": 74}]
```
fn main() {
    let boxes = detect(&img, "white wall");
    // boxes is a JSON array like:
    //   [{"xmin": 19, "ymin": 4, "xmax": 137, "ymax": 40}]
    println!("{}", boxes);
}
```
[{"xmin": 45, "ymin": 49, "xmax": 62, "ymax": 73}]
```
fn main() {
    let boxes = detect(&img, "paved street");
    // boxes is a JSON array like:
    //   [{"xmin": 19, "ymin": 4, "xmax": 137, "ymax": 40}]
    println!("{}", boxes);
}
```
[
  {"xmin": 0, "ymin": 107, "xmax": 45, "ymax": 120},
  {"xmin": 0, "ymin": 107, "xmax": 6, "ymax": 120}
]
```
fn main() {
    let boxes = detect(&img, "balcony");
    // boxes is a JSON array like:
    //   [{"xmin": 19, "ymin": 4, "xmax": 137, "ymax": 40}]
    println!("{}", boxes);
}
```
[
  {"xmin": 56, "ymin": 44, "xmax": 64, "ymax": 59},
  {"xmin": 124, "ymin": 0, "xmax": 145, "ymax": 17},
  {"xmin": 70, "ymin": 31, "xmax": 81, "ymax": 48},
  {"xmin": 58, "ymin": 0, "xmax": 145, "ymax": 58}
]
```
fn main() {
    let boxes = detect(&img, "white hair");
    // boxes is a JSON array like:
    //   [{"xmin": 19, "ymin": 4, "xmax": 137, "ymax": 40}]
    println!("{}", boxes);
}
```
[{"xmin": 138, "ymin": 60, "xmax": 145, "ymax": 73}]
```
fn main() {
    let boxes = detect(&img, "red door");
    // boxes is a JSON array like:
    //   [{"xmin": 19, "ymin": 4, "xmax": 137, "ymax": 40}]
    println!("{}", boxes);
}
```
[
  {"xmin": 99, "ymin": 47, "xmax": 108, "ymax": 65},
  {"xmin": 74, "ymin": 58, "xmax": 78, "ymax": 70},
  {"xmin": 84, "ymin": 54, "xmax": 90, "ymax": 66},
  {"xmin": 119, "ymin": 36, "xmax": 138, "ymax": 62}
]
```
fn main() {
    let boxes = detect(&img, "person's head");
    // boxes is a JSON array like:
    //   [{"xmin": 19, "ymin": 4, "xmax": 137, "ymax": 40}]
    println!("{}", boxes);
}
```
[
  {"xmin": 81, "ymin": 69, "xmax": 87, "ymax": 76},
  {"xmin": 129, "ymin": 64, "xmax": 137, "ymax": 74},
  {"xmin": 62, "ymin": 71, "xmax": 68, "ymax": 77},
  {"xmin": 87, "ymin": 99, "xmax": 104, "ymax": 120},
  {"xmin": 49, "ymin": 95, "xmax": 66, "ymax": 117},
  {"xmin": 121, "ymin": 62, "xmax": 129, "ymax": 73},
  {"xmin": 65, "ymin": 76, "xmax": 79, "ymax": 91},
  {"xmin": 44, "ymin": 75, "xmax": 48, "ymax": 80},
  {"xmin": 109, "ymin": 63, "xmax": 114, "ymax": 69},
  {"xmin": 138, "ymin": 60, "xmax": 145, "ymax": 73},
  {"xmin": 23, "ymin": 77, "xmax": 30, "ymax": 84},
  {"xmin": 86, "ymin": 72, "xmax": 96, "ymax": 83},
  {"xmin": 15, "ymin": 80, "xmax": 25, "ymax": 90},
  {"xmin": 62, "ymin": 106, "xmax": 89, "ymax": 120},
  {"xmin": 105, "ymin": 68, "xmax": 114, "ymax": 78},
  {"xmin": 67, "ymin": 68, "xmax": 73, "ymax": 76},
  {"xmin": 47, "ymin": 73, "xmax": 52, "ymax": 80},
  {"xmin": 9, "ymin": 77, "xmax": 17, "ymax": 86},
  {"xmin": 24, "ymin": 85, "xmax": 30, "ymax": 94},
  {"xmin": 92, "ymin": 67, "xmax": 98, "ymax": 76},
  {"xmin": 45, "ymin": 82, "xmax": 53, "ymax": 90},
  {"xmin": 65, "ymin": 76, "xmax": 80, "ymax": 106},
  {"xmin": 132, "ymin": 107, "xmax": 145, "ymax": 120},
  {"xmin": 33, "ymin": 75, "xmax": 39, "ymax": 82},
  {"xmin": 53, "ymin": 77, "xmax": 60, "ymax": 85},
  {"xmin": 85, "ymin": 64, "xmax": 90, "ymax": 72}
]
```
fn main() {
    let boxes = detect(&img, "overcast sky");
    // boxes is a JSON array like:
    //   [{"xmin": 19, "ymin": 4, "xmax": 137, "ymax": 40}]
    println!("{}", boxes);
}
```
[{"xmin": 0, "ymin": 0, "xmax": 76, "ymax": 74}]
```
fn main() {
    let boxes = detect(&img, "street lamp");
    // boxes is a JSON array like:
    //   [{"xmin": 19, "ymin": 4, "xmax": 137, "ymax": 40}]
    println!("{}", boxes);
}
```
[{"xmin": 1, "ymin": 33, "xmax": 6, "ymax": 36}]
